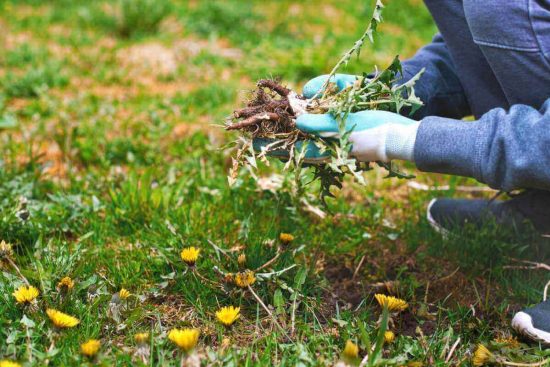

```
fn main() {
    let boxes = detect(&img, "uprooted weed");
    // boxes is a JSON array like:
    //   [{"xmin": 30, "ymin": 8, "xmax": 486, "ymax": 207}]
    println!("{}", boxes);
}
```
[{"xmin": 226, "ymin": 79, "xmax": 300, "ymax": 137}]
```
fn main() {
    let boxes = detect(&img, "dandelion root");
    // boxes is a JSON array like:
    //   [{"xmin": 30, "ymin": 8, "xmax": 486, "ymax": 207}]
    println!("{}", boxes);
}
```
[{"xmin": 225, "ymin": 79, "xmax": 305, "ymax": 137}]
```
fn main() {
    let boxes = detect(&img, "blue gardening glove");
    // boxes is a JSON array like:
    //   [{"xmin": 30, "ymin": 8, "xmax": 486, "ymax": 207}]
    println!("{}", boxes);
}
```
[
  {"xmin": 252, "ymin": 138, "xmax": 331, "ymax": 164},
  {"xmin": 300, "ymin": 74, "xmax": 420, "ymax": 163},
  {"xmin": 296, "ymin": 111, "xmax": 419, "ymax": 162},
  {"xmin": 252, "ymin": 110, "xmax": 419, "ymax": 163}
]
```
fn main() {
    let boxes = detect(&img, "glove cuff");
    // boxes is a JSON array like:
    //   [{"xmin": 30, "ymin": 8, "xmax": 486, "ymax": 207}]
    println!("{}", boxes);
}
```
[{"xmin": 385, "ymin": 121, "xmax": 421, "ymax": 162}]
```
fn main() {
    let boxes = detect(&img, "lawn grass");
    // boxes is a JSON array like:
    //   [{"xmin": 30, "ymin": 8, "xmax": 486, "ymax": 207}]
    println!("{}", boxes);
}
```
[{"xmin": 1, "ymin": 0, "xmax": 549, "ymax": 366}]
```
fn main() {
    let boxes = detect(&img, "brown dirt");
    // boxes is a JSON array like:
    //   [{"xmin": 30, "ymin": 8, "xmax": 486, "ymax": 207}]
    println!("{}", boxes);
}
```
[
  {"xmin": 321, "ymin": 241, "xmax": 519, "ymax": 336},
  {"xmin": 397, "ymin": 309, "xmax": 437, "ymax": 337},
  {"xmin": 175, "ymin": 38, "xmax": 243, "ymax": 61},
  {"xmin": 146, "ymin": 294, "xmax": 199, "ymax": 328}
]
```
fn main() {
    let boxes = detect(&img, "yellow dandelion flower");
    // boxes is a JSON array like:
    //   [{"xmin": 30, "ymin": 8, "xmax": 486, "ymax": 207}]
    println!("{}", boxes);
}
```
[
  {"xmin": 0, "ymin": 240, "xmax": 13, "ymax": 258},
  {"xmin": 180, "ymin": 247, "xmax": 200, "ymax": 266},
  {"xmin": 216, "ymin": 306, "xmax": 240, "ymax": 326},
  {"xmin": 384, "ymin": 330, "xmax": 395, "ymax": 344},
  {"xmin": 374, "ymin": 294, "xmax": 408, "ymax": 312},
  {"xmin": 80, "ymin": 339, "xmax": 100, "ymax": 357},
  {"xmin": 234, "ymin": 270, "xmax": 256, "ymax": 288},
  {"xmin": 119, "ymin": 288, "xmax": 131, "ymax": 299},
  {"xmin": 13, "ymin": 285, "xmax": 39, "ymax": 304},
  {"xmin": 472, "ymin": 344, "xmax": 493, "ymax": 367},
  {"xmin": 57, "ymin": 276, "xmax": 74, "ymax": 291},
  {"xmin": 135, "ymin": 332, "xmax": 150, "ymax": 344},
  {"xmin": 343, "ymin": 340, "xmax": 359, "ymax": 359},
  {"xmin": 237, "ymin": 253, "xmax": 246, "ymax": 267},
  {"xmin": 0, "ymin": 361, "xmax": 22, "ymax": 367},
  {"xmin": 279, "ymin": 233, "xmax": 294, "ymax": 244},
  {"xmin": 407, "ymin": 362, "xmax": 424, "ymax": 367},
  {"xmin": 168, "ymin": 328, "xmax": 199, "ymax": 352},
  {"xmin": 46, "ymin": 308, "xmax": 79, "ymax": 328}
]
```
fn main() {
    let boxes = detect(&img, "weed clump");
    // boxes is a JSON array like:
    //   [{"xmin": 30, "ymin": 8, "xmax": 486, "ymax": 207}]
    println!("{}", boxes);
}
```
[
  {"xmin": 225, "ymin": 1, "xmax": 424, "ymax": 202},
  {"xmin": 227, "ymin": 79, "xmax": 304, "ymax": 138},
  {"xmin": 2, "ymin": 63, "xmax": 68, "ymax": 98}
]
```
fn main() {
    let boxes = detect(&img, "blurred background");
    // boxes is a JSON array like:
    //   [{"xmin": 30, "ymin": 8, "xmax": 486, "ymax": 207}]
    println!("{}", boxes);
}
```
[{"xmin": 0, "ymin": 0, "xmax": 436, "ymax": 151}]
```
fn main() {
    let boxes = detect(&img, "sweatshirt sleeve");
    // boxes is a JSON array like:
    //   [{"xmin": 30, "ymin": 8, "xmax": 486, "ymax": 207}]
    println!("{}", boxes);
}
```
[
  {"xmin": 414, "ymin": 99, "xmax": 550, "ymax": 191},
  {"xmin": 399, "ymin": 34, "xmax": 471, "ymax": 120}
]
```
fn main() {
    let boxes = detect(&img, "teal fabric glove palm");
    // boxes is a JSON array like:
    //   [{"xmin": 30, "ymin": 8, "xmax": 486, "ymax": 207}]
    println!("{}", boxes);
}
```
[
  {"xmin": 296, "ymin": 110, "xmax": 419, "ymax": 162},
  {"xmin": 252, "ymin": 138, "xmax": 331, "ymax": 164}
]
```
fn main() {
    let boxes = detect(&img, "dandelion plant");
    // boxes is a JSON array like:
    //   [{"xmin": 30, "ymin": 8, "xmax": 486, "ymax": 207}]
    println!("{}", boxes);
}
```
[{"xmin": 226, "ymin": 0, "xmax": 424, "ymax": 203}]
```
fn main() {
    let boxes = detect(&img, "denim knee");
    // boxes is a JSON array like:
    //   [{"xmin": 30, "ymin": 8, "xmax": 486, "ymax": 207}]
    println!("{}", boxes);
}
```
[{"xmin": 463, "ymin": 0, "xmax": 542, "ymax": 52}]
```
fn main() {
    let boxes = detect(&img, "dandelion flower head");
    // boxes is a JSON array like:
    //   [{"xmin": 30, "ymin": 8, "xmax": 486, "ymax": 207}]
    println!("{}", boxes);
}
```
[
  {"xmin": 216, "ymin": 306, "xmax": 240, "ymax": 326},
  {"xmin": 374, "ymin": 294, "xmax": 408, "ymax": 312},
  {"xmin": 80, "ymin": 339, "xmax": 100, "ymax": 357},
  {"xmin": 13, "ymin": 285, "xmax": 39, "ymax": 304},
  {"xmin": 180, "ymin": 247, "xmax": 200, "ymax": 266},
  {"xmin": 168, "ymin": 328, "xmax": 199, "ymax": 352},
  {"xmin": 46, "ymin": 308, "xmax": 79, "ymax": 328}
]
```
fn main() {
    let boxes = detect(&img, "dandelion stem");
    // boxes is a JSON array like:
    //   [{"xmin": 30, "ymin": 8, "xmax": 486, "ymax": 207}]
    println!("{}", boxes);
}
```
[
  {"xmin": 445, "ymin": 337, "xmax": 460, "ymax": 363},
  {"xmin": 314, "ymin": 0, "xmax": 384, "ymax": 100},
  {"xmin": 256, "ymin": 264, "xmax": 297, "ymax": 279},
  {"xmin": 254, "ymin": 246, "xmax": 281, "ymax": 272},
  {"xmin": 247, "ymin": 285, "xmax": 292, "ymax": 343},
  {"xmin": 192, "ymin": 269, "xmax": 221, "ymax": 288},
  {"xmin": 7, "ymin": 257, "xmax": 30, "ymax": 285},
  {"xmin": 503, "ymin": 257, "xmax": 550, "ymax": 272},
  {"xmin": 498, "ymin": 358, "xmax": 550, "ymax": 367}
]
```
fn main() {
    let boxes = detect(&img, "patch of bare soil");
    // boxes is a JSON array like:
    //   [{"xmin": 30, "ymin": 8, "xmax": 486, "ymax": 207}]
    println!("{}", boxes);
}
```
[
  {"xmin": 324, "ymin": 262, "xmax": 370, "ymax": 307},
  {"xmin": 14, "ymin": 140, "xmax": 67, "ymax": 181},
  {"xmin": 117, "ymin": 42, "xmax": 178, "ymax": 78},
  {"xmin": 397, "ymin": 308, "xmax": 437, "ymax": 337},
  {"xmin": 2, "ymin": 31, "xmax": 33, "ymax": 50},
  {"xmin": 146, "ymin": 294, "xmax": 198, "ymax": 328},
  {"xmin": 174, "ymin": 37, "xmax": 243, "ymax": 60},
  {"xmin": 322, "ymin": 241, "xmax": 517, "ymax": 336}
]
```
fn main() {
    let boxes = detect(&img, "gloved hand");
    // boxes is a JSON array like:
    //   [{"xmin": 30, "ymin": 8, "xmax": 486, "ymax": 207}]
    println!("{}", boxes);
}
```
[
  {"xmin": 253, "ymin": 74, "xmax": 421, "ymax": 163},
  {"xmin": 296, "ymin": 109, "xmax": 419, "ymax": 163},
  {"xmin": 252, "ymin": 138, "xmax": 331, "ymax": 164}
]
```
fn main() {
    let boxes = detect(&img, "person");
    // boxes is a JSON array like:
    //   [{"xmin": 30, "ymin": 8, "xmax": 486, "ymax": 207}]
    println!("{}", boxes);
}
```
[{"xmin": 256, "ymin": 1, "xmax": 550, "ymax": 344}]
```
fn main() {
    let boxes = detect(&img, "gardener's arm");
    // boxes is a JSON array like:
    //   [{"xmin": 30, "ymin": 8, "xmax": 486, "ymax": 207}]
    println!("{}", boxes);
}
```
[
  {"xmin": 416, "ymin": 99, "xmax": 550, "ymax": 192},
  {"xmin": 294, "ymin": 98, "xmax": 550, "ymax": 192}
]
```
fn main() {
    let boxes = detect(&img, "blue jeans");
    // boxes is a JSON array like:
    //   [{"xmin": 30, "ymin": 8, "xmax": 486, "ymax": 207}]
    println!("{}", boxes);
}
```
[{"xmin": 400, "ymin": 0, "xmax": 550, "ymax": 191}]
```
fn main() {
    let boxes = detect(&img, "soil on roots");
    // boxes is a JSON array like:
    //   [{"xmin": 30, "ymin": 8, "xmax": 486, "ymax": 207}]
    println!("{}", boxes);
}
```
[{"xmin": 225, "ymin": 79, "xmax": 306, "ymax": 138}]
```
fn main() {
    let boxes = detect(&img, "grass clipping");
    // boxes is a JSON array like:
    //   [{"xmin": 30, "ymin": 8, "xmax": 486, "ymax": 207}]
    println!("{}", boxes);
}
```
[{"xmin": 226, "ymin": 1, "xmax": 425, "ymax": 203}]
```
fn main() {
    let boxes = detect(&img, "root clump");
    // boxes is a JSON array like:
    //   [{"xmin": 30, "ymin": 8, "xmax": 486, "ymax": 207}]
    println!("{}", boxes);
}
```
[{"xmin": 225, "ymin": 79, "xmax": 307, "ymax": 139}]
